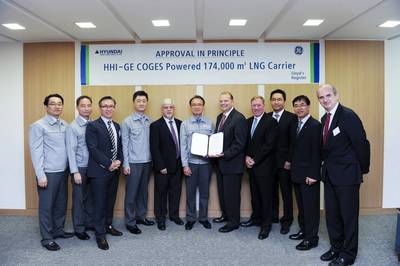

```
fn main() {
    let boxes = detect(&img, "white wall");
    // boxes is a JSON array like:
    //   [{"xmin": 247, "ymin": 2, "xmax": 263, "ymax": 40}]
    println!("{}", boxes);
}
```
[
  {"xmin": 0, "ymin": 42, "xmax": 25, "ymax": 209},
  {"xmin": 383, "ymin": 38, "xmax": 400, "ymax": 208}
]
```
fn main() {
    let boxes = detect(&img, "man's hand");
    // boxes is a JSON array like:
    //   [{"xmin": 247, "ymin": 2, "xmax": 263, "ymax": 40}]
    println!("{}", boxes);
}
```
[
  {"xmin": 306, "ymin": 177, "xmax": 317, "ymax": 185},
  {"xmin": 109, "ymin": 160, "xmax": 121, "ymax": 172},
  {"xmin": 245, "ymin": 156, "xmax": 255, "ymax": 168},
  {"xmin": 183, "ymin": 166, "xmax": 192, "ymax": 176},
  {"xmin": 73, "ymin": 172, "xmax": 82, "ymax": 184},
  {"xmin": 123, "ymin": 167, "xmax": 131, "ymax": 175},
  {"xmin": 283, "ymin": 161, "xmax": 291, "ymax": 170},
  {"xmin": 38, "ymin": 177, "xmax": 48, "ymax": 188},
  {"xmin": 160, "ymin": 168, "xmax": 167, "ymax": 175}
]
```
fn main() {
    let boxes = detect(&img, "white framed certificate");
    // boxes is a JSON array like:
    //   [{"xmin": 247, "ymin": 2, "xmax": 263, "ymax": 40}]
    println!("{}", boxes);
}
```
[{"xmin": 191, "ymin": 132, "xmax": 223, "ymax": 156}]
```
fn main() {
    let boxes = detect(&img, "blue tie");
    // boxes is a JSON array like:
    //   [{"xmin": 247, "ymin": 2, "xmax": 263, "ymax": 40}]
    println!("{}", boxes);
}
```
[{"xmin": 251, "ymin": 117, "xmax": 258, "ymax": 138}]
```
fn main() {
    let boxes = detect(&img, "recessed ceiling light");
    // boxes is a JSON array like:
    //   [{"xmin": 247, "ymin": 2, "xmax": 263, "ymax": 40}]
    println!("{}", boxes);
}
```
[
  {"xmin": 229, "ymin": 19, "xmax": 247, "ymax": 26},
  {"xmin": 2, "ymin": 23, "xmax": 25, "ymax": 30},
  {"xmin": 303, "ymin": 19, "xmax": 324, "ymax": 26},
  {"xmin": 378, "ymin": 20, "xmax": 400, "ymax": 28},
  {"xmin": 75, "ymin": 22, "xmax": 96, "ymax": 28},
  {"xmin": 152, "ymin": 20, "xmax": 170, "ymax": 27}
]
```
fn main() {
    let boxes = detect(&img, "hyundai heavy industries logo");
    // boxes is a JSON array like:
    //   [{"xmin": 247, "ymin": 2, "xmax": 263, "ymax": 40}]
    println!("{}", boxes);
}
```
[
  {"xmin": 294, "ymin": 46, "xmax": 303, "ymax": 55},
  {"xmin": 95, "ymin": 49, "xmax": 123, "ymax": 56}
]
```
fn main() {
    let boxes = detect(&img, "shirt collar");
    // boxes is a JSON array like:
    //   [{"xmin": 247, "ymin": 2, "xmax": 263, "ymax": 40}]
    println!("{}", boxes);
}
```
[
  {"xmin": 273, "ymin": 109, "xmax": 284, "ymax": 117},
  {"xmin": 76, "ymin": 115, "xmax": 89, "ymax": 126},
  {"xmin": 45, "ymin": 115, "xmax": 61, "ymax": 126},
  {"xmin": 190, "ymin": 115, "xmax": 204, "ymax": 123},
  {"xmin": 132, "ymin": 112, "xmax": 149, "ymax": 121},
  {"xmin": 299, "ymin": 114, "xmax": 311, "ymax": 124},
  {"xmin": 163, "ymin": 116, "xmax": 175, "ymax": 124},
  {"xmin": 254, "ymin": 113, "xmax": 264, "ymax": 120},
  {"xmin": 328, "ymin": 102, "xmax": 339, "ymax": 117},
  {"xmin": 101, "ymin": 116, "xmax": 112, "ymax": 125},
  {"xmin": 223, "ymin": 107, "xmax": 234, "ymax": 118}
]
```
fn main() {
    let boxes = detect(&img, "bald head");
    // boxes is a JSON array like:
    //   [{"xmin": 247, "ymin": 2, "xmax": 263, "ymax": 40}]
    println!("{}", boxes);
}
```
[{"xmin": 317, "ymin": 84, "xmax": 339, "ymax": 112}]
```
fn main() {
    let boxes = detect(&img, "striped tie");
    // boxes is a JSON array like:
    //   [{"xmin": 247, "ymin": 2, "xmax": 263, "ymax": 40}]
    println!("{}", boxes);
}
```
[{"xmin": 107, "ymin": 120, "xmax": 117, "ymax": 160}]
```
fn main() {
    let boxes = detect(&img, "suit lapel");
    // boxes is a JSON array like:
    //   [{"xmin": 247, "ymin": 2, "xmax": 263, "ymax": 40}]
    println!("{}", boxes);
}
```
[
  {"xmin": 222, "ymin": 109, "xmax": 235, "ymax": 130},
  {"xmin": 325, "ymin": 104, "xmax": 342, "ymax": 148},
  {"xmin": 161, "ymin": 118, "xmax": 175, "ymax": 144},
  {"xmin": 252, "ymin": 113, "xmax": 266, "ymax": 139}
]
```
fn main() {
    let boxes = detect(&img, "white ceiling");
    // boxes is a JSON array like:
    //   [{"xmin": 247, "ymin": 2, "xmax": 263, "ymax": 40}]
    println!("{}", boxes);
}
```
[{"xmin": 0, "ymin": 0, "xmax": 399, "ymax": 43}]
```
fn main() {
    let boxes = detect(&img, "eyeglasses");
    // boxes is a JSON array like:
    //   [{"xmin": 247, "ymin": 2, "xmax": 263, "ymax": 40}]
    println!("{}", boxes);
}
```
[
  {"xmin": 100, "ymin": 105, "xmax": 115, "ymax": 109},
  {"xmin": 48, "ymin": 103, "xmax": 63, "ymax": 107},
  {"xmin": 293, "ymin": 104, "xmax": 309, "ymax": 108}
]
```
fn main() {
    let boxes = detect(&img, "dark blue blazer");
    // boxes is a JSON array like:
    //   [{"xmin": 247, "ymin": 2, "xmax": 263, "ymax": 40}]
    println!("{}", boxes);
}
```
[
  {"xmin": 321, "ymin": 104, "xmax": 369, "ymax": 185},
  {"xmin": 150, "ymin": 117, "xmax": 182, "ymax": 173},
  {"xmin": 215, "ymin": 108, "xmax": 248, "ymax": 175},
  {"xmin": 289, "ymin": 116, "xmax": 322, "ymax": 183},
  {"xmin": 86, "ymin": 117, "xmax": 123, "ymax": 178},
  {"xmin": 245, "ymin": 113, "xmax": 278, "ymax": 177},
  {"xmin": 267, "ymin": 110, "xmax": 297, "ymax": 168}
]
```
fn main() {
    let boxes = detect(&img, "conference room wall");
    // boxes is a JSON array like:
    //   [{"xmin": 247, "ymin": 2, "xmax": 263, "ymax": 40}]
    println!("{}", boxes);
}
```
[
  {"xmin": 13, "ymin": 40, "xmax": 385, "ymax": 216},
  {"xmin": 0, "ymin": 43, "xmax": 25, "ymax": 210},
  {"xmin": 23, "ymin": 43, "xmax": 75, "ymax": 214},
  {"xmin": 383, "ymin": 38, "xmax": 400, "ymax": 208},
  {"xmin": 325, "ymin": 40, "xmax": 384, "ymax": 210}
]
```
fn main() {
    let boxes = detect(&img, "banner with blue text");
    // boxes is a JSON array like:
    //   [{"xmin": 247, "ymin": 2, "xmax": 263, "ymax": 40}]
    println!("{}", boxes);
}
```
[{"xmin": 81, "ymin": 43, "xmax": 319, "ymax": 86}]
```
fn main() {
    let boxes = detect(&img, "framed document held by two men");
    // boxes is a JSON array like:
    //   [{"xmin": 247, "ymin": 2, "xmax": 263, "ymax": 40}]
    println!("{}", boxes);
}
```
[{"xmin": 190, "ymin": 132, "xmax": 223, "ymax": 157}]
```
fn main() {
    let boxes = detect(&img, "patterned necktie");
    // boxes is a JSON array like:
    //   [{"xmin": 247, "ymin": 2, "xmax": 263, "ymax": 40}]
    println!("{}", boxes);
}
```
[
  {"xmin": 218, "ymin": 114, "xmax": 226, "ymax": 132},
  {"xmin": 250, "ymin": 117, "xmax": 258, "ymax": 138},
  {"xmin": 274, "ymin": 113, "xmax": 280, "ymax": 122},
  {"xmin": 107, "ymin": 120, "xmax": 117, "ymax": 160},
  {"xmin": 169, "ymin": 120, "xmax": 179, "ymax": 159},
  {"xmin": 323, "ymin": 113, "xmax": 331, "ymax": 145},
  {"xmin": 296, "ymin": 120, "xmax": 303, "ymax": 135}
]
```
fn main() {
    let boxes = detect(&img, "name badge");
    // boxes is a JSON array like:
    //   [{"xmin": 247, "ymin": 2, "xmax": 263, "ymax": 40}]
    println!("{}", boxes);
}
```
[{"xmin": 333, "ymin": 127, "xmax": 341, "ymax": 136}]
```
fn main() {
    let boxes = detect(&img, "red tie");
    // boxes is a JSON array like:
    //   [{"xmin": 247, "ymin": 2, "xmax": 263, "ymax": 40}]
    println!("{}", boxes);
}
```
[
  {"xmin": 218, "ymin": 114, "xmax": 226, "ymax": 132},
  {"xmin": 323, "ymin": 113, "xmax": 331, "ymax": 145}
]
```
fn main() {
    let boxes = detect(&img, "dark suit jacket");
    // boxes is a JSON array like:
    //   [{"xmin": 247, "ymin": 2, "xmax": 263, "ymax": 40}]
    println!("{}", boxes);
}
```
[
  {"xmin": 289, "ymin": 116, "xmax": 322, "ymax": 184},
  {"xmin": 321, "ymin": 104, "xmax": 369, "ymax": 186},
  {"xmin": 246, "ymin": 113, "xmax": 278, "ymax": 176},
  {"xmin": 215, "ymin": 108, "xmax": 247, "ymax": 174},
  {"xmin": 86, "ymin": 117, "xmax": 123, "ymax": 178},
  {"xmin": 267, "ymin": 110, "xmax": 297, "ymax": 168},
  {"xmin": 150, "ymin": 117, "xmax": 182, "ymax": 173}
]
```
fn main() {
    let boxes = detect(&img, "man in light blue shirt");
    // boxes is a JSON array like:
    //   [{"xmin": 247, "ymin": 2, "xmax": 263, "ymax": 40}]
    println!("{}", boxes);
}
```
[
  {"xmin": 29, "ymin": 93, "xmax": 73, "ymax": 251},
  {"xmin": 66, "ymin": 95, "xmax": 94, "ymax": 241},
  {"xmin": 122, "ymin": 90, "xmax": 154, "ymax": 234},
  {"xmin": 180, "ymin": 95, "xmax": 214, "ymax": 230}
]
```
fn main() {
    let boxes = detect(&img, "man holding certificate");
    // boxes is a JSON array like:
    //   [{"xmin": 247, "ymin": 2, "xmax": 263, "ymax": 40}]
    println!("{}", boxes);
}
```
[
  {"xmin": 211, "ymin": 91, "xmax": 248, "ymax": 233},
  {"xmin": 180, "ymin": 95, "xmax": 214, "ymax": 230}
]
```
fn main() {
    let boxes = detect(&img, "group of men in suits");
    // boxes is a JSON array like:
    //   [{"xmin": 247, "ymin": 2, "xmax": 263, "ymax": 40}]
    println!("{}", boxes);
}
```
[{"xmin": 30, "ymin": 84, "xmax": 369, "ymax": 265}]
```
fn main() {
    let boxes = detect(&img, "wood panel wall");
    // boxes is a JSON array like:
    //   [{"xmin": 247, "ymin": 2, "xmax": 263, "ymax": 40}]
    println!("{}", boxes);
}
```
[
  {"xmin": 20, "ymin": 40, "xmax": 385, "ymax": 218},
  {"xmin": 24, "ymin": 43, "xmax": 75, "ymax": 210},
  {"xmin": 325, "ymin": 40, "xmax": 384, "ymax": 209}
]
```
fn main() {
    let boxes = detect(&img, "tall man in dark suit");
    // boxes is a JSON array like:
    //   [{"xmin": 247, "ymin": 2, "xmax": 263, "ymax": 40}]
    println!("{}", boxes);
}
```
[
  {"xmin": 241, "ymin": 96, "xmax": 278, "ymax": 239},
  {"xmin": 150, "ymin": 98, "xmax": 183, "ymax": 231},
  {"xmin": 288, "ymin": 95, "xmax": 321, "ymax": 251},
  {"xmin": 268, "ymin": 89, "xmax": 296, "ymax": 234},
  {"xmin": 211, "ymin": 91, "xmax": 247, "ymax": 233},
  {"xmin": 318, "ymin": 84, "xmax": 369, "ymax": 266},
  {"xmin": 86, "ymin": 96, "xmax": 123, "ymax": 250}
]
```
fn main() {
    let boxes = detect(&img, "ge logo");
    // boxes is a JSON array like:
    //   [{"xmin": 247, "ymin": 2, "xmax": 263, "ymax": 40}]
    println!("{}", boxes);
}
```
[{"xmin": 294, "ymin": 46, "xmax": 303, "ymax": 55}]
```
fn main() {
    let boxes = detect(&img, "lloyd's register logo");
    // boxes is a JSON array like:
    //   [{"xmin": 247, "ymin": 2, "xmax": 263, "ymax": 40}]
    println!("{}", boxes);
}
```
[
  {"xmin": 95, "ymin": 49, "xmax": 123, "ymax": 56},
  {"xmin": 294, "ymin": 46, "xmax": 303, "ymax": 55}
]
